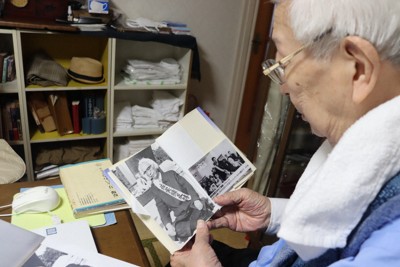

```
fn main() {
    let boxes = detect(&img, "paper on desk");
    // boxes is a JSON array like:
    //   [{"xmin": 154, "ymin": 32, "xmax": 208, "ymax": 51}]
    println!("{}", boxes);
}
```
[
  {"xmin": 0, "ymin": 219, "xmax": 44, "ymax": 267},
  {"xmin": 31, "ymin": 220, "xmax": 97, "ymax": 254},
  {"xmin": 24, "ymin": 245, "xmax": 140, "ymax": 267},
  {"xmin": 11, "ymin": 187, "xmax": 106, "ymax": 230},
  {"xmin": 25, "ymin": 220, "xmax": 139, "ymax": 267}
]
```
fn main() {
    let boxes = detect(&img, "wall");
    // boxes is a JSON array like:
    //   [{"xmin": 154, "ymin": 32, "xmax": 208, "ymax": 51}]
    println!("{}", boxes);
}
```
[{"xmin": 111, "ymin": 0, "xmax": 258, "ymax": 139}]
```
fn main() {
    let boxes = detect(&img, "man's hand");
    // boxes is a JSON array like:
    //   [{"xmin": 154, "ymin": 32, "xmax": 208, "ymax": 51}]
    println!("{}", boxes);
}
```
[
  {"xmin": 170, "ymin": 220, "xmax": 222, "ymax": 267},
  {"xmin": 208, "ymin": 188, "xmax": 271, "ymax": 232}
]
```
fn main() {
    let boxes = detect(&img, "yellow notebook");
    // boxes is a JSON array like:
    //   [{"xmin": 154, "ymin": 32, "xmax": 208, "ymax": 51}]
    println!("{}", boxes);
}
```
[{"xmin": 59, "ymin": 159, "xmax": 129, "ymax": 218}]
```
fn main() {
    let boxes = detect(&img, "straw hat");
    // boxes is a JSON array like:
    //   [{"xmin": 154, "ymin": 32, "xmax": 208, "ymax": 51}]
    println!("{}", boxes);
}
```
[{"xmin": 67, "ymin": 57, "xmax": 105, "ymax": 84}]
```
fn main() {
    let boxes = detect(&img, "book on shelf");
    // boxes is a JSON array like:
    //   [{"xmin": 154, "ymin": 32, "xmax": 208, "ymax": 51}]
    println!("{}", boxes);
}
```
[
  {"xmin": 72, "ymin": 100, "xmax": 81, "ymax": 133},
  {"xmin": 29, "ymin": 105, "xmax": 45, "ymax": 133},
  {"xmin": 28, "ymin": 92, "xmax": 57, "ymax": 133},
  {"xmin": 47, "ymin": 92, "xmax": 74, "ymax": 136},
  {"xmin": 103, "ymin": 107, "xmax": 256, "ymax": 253},
  {"xmin": 0, "ymin": 99, "xmax": 22, "ymax": 141},
  {"xmin": 6, "ymin": 54, "xmax": 16, "ymax": 82},
  {"xmin": 1, "ymin": 54, "xmax": 10, "ymax": 83},
  {"xmin": 0, "ymin": 52, "xmax": 7, "ymax": 83},
  {"xmin": 59, "ymin": 158, "xmax": 130, "ymax": 218}
]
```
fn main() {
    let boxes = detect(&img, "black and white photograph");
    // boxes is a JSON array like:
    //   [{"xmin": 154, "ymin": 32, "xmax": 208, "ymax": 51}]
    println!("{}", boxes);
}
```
[
  {"xmin": 189, "ymin": 139, "xmax": 250, "ymax": 197},
  {"xmin": 24, "ymin": 246, "xmax": 92, "ymax": 267},
  {"xmin": 111, "ymin": 142, "xmax": 217, "ymax": 246}
]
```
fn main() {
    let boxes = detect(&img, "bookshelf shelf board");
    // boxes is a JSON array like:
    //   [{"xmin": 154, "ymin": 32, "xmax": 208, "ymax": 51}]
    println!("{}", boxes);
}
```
[
  {"xmin": 0, "ymin": 80, "xmax": 18, "ymax": 93},
  {"xmin": 30, "ymin": 130, "xmax": 107, "ymax": 143},
  {"xmin": 7, "ymin": 140, "xmax": 24, "ymax": 145},
  {"xmin": 25, "ymin": 84, "xmax": 108, "ymax": 91},
  {"xmin": 113, "ymin": 81, "xmax": 187, "ymax": 90},
  {"xmin": 113, "ymin": 128, "xmax": 165, "ymax": 137}
]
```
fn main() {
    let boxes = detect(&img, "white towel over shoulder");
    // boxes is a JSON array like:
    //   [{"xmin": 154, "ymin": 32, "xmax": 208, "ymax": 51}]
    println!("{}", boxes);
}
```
[{"xmin": 278, "ymin": 95, "xmax": 400, "ymax": 258}]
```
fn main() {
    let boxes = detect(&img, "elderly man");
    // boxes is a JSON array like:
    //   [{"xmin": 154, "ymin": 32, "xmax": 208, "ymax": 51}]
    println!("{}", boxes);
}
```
[
  {"xmin": 137, "ymin": 158, "xmax": 213, "ymax": 242},
  {"xmin": 170, "ymin": 0, "xmax": 400, "ymax": 266}
]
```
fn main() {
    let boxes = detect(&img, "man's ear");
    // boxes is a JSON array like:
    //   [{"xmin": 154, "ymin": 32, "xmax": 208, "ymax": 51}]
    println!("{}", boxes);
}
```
[{"xmin": 342, "ymin": 36, "xmax": 380, "ymax": 104}]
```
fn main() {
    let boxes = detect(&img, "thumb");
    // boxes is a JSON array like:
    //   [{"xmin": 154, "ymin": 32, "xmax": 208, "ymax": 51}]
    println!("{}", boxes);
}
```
[{"xmin": 195, "ymin": 220, "xmax": 210, "ymax": 244}]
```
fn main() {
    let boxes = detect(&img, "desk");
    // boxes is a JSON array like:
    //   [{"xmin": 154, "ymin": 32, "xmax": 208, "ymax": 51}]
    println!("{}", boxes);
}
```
[{"xmin": 0, "ymin": 178, "xmax": 150, "ymax": 267}]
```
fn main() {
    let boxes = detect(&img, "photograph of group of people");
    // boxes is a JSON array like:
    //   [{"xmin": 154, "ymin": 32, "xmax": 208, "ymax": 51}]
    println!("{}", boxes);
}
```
[
  {"xmin": 189, "ymin": 139, "xmax": 250, "ymax": 198},
  {"xmin": 110, "ymin": 142, "xmax": 217, "ymax": 246}
]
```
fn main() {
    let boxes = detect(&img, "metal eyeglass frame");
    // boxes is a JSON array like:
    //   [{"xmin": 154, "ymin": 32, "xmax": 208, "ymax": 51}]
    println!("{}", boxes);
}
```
[{"xmin": 262, "ymin": 45, "xmax": 305, "ymax": 85}]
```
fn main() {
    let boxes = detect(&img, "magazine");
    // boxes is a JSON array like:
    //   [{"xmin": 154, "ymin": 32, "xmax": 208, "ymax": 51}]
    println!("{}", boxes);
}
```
[{"xmin": 104, "ymin": 107, "xmax": 256, "ymax": 253}]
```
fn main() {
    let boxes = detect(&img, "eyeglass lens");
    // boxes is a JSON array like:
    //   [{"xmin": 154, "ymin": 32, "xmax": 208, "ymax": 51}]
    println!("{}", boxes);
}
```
[{"xmin": 262, "ymin": 59, "xmax": 285, "ymax": 84}]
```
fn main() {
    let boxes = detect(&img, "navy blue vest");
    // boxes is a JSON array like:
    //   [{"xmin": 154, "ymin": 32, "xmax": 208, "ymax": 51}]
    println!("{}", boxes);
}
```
[{"xmin": 270, "ymin": 172, "xmax": 400, "ymax": 267}]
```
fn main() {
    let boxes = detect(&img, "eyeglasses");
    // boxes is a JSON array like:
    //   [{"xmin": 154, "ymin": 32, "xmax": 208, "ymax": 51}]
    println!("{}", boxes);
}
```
[{"xmin": 262, "ymin": 45, "xmax": 305, "ymax": 85}]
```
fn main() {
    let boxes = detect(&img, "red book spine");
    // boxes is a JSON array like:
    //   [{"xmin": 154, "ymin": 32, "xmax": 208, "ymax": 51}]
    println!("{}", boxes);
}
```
[{"xmin": 72, "ymin": 101, "xmax": 80, "ymax": 134}]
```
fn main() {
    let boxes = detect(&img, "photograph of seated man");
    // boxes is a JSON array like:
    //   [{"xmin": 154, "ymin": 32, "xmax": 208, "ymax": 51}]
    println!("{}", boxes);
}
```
[{"xmin": 116, "ymin": 143, "xmax": 216, "ymax": 245}]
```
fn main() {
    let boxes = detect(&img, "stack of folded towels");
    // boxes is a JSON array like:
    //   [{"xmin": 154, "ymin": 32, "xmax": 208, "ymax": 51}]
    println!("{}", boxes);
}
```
[
  {"xmin": 113, "ymin": 91, "xmax": 184, "ymax": 131},
  {"xmin": 150, "ymin": 91, "xmax": 184, "ymax": 128},
  {"xmin": 114, "ymin": 101, "xmax": 134, "ymax": 130},
  {"xmin": 122, "ymin": 58, "xmax": 182, "ymax": 85},
  {"xmin": 131, "ymin": 105, "xmax": 161, "ymax": 128}
]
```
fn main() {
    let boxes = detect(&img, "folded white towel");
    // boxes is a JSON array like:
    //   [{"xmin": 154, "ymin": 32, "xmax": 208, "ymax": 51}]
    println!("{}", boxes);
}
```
[
  {"xmin": 278, "ymin": 96, "xmax": 400, "ymax": 256},
  {"xmin": 131, "ymin": 105, "xmax": 162, "ymax": 119},
  {"xmin": 114, "ymin": 101, "xmax": 133, "ymax": 129},
  {"xmin": 150, "ymin": 91, "xmax": 183, "ymax": 121}
]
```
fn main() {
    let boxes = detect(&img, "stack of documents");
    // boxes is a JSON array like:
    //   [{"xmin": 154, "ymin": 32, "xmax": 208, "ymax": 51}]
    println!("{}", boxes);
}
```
[{"xmin": 1, "ymin": 219, "xmax": 139, "ymax": 267}]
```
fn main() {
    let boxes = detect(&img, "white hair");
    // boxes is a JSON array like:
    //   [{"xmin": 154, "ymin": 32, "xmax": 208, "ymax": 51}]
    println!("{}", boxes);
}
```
[{"xmin": 273, "ymin": 0, "xmax": 400, "ymax": 65}]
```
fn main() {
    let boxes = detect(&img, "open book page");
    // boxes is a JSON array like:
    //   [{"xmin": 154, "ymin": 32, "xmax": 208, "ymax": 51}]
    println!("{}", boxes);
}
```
[{"xmin": 104, "ymin": 107, "xmax": 256, "ymax": 253}]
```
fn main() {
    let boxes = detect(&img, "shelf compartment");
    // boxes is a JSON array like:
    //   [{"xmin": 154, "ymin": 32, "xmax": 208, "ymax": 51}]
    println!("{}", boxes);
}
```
[
  {"xmin": 19, "ymin": 31, "xmax": 110, "ymax": 89},
  {"xmin": 26, "ymin": 89, "xmax": 109, "ymax": 142},
  {"xmin": 113, "ymin": 39, "xmax": 192, "ymax": 90},
  {"xmin": 0, "ymin": 30, "xmax": 20, "ymax": 92},
  {"xmin": 31, "ymin": 138, "xmax": 108, "ymax": 176},
  {"xmin": 112, "ymin": 89, "xmax": 186, "ymax": 138}
]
